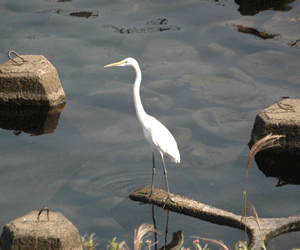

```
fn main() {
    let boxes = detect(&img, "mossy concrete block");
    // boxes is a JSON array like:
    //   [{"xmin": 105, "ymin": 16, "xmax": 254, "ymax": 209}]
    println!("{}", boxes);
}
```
[
  {"xmin": 0, "ymin": 55, "xmax": 66, "ymax": 106},
  {"xmin": 249, "ymin": 98, "xmax": 300, "ymax": 151},
  {"xmin": 0, "ymin": 211, "xmax": 82, "ymax": 250}
]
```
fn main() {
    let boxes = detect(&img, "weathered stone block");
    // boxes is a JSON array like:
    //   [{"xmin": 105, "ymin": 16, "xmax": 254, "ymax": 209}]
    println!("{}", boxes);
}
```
[
  {"xmin": 249, "ymin": 99, "xmax": 300, "ymax": 185},
  {"xmin": 0, "ymin": 211, "xmax": 82, "ymax": 250},
  {"xmin": 249, "ymin": 98, "xmax": 300, "ymax": 151},
  {"xmin": 0, "ymin": 55, "xmax": 66, "ymax": 106}
]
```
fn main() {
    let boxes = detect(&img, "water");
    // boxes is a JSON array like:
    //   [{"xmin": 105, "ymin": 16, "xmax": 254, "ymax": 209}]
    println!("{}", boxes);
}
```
[{"xmin": 1, "ymin": 0, "xmax": 300, "ymax": 249}]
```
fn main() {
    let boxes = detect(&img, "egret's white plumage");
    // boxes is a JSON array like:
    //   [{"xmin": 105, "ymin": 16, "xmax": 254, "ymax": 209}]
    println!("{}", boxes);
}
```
[
  {"xmin": 142, "ymin": 115, "xmax": 180, "ymax": 163},
  {"xmin": 104, "ymin": 57, "xmax": 180, "ymax": 205}
]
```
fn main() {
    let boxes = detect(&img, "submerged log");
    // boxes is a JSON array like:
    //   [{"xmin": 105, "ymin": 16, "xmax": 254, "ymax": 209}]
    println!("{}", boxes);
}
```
[{"xmin": 130, "ymin": 186, "xmax": 300, "ymax": 250}]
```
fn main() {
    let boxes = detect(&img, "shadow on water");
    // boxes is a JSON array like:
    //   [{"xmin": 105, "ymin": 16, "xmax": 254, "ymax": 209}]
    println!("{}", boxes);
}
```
[
  {"xmin": 231, "ymin": 0, "xmax": 300, "ymax": 49},
  {"xmin": 253, "ymin": 150, "xmax": 300, "ymax": 186},
  {"xmin": 235, "ymin": 0, "xmax": 295, "ymax": 16},
  {"xmin": 0, "ymin": 103, "xmax": 65, "ymax": 136}
]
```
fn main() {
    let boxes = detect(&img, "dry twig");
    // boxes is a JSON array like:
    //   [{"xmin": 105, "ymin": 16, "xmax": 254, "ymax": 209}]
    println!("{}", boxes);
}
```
[
  {"xmin": 246, "ymin": 134, "xmax": 285, "ymax": 173},
  {"xmin": 241, "ymin": 202, "xmax": 261, "ymax": 231},
  {"xmin": 134, "ymin": 223, "xmax": 156, "ymax": 250},
  {"xmin": 191, "ymin": 236, "xmax": 229, "ymax": 250}
]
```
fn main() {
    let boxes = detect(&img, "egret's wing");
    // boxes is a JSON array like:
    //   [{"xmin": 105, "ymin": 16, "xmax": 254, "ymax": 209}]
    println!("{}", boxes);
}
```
[{"xmin": 143, "ymin": 116, "xmax": 180, "ymax": 163}]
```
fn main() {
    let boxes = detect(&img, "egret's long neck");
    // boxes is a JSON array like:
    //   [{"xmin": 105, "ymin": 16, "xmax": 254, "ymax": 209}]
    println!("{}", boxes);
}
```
[{"xmin": 132, "ymin": 62, "xmax": 148, "ymax": 125}]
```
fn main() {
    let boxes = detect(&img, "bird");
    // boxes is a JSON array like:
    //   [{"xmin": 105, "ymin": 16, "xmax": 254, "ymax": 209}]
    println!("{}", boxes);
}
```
[{"xmin": 104, "ymin": 57, "xmax": 180, "ymax": 207}]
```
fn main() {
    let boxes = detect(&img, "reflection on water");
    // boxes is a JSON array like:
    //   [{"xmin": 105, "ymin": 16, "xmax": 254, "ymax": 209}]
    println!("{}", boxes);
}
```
[
  {"xmin": 26, "ymin": 35, "xmax": 51, "ymax": 40},
  {"xmin": 235, "ymin": 0, "xmax": 295, "ymax": 15},
  {"xmin": 45, "ymin": 0, "xmax": 73, "ymax": 2},
  {"xmin": 36, "ymin": 9, "xmax": 99, "ymax": 19},
  {"xmin": 147, "ymin": 18, "xmax": 169, "ymax": 26},
  {"xmin": 232, "ymin": 24, "xmax": 281, "ymax": 40},
  {"xmin": 152, "ymin": 206, "xmax": 184, "ymax": 250},
  {"xmin": 254, "ymin": 150, "xmax": 300, "ymax": 186},
  {"xmin": 0, "ymin": 103, "xmax": 65, "ymax": 136},
  {"xmin": 288, "ymin": 39, "xmax": 300, "ymax": 47},
  {"xmin": 69, "ymin": 11, "xmax": 98, "ymax": 19},
  {"xmin": 103, "ymin": 19, "xmax": 180, "ymax": 34},
  {"xmin": 160, "ymin": 230, "xmax": 184, "ymax": 250}
]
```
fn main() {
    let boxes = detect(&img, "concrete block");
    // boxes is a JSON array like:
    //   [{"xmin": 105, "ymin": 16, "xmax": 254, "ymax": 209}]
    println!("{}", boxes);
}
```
[
  {"xmin": 249, "ymin": 99, "xmax": 300, "ymax": 186},
  {"xmin": 0, "ymin": 210, "xmax": 82, "ymax": 250},
  {"xmin": 249, "ymin": 98, "xmax": 300, "ymax": 151},
  {"xmin": 0, "ymin": 54, "xmax": 66, "ymax": 106}
]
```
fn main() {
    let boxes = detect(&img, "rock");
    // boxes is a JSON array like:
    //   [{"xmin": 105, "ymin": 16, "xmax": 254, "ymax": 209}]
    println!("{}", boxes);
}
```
[
  {"xmin": 139, "ymin": 39, "xmax": 202, "ymax": 79},
  {"xmin": 141, "ymin": 39, "xmax": 200, "ymax": 62},
  {"xmin": 263, "ymin": 12, "xmax": 300, "ymax": 42},
  {"xmin": 88, "ymin": 80, "xmax": 173, "ymax": 112},
  {"xmin": 0, "ymin": 54, "xmax": 66, "ymax": 106},
  {"xmin": 227, "ymin": 67, "xmax": 255, "ymax": 85},
  {"xmin": 237, "ymin": 50, "xmax": 300, "ymax": 85},
  {"xmin": 249, "ymin": 98, "xmax": 300, "ymax": 151},
  {"xmin": 179, "ymin": 74, "xmax": 256, "ymax": 106},
  {"xmin": 192, "ymin": 107, "xmax": 251, "ymax": 142},
  {"xmin": 0, "ymin": 210, "xmax": 82, "ymax": 250},
  {"xmin": 207, "ymin": 42, "xmax": 237, "ymax": 58},
  {"xmin": 249, "ymin": 99, "xmax": 300, "ymax": 184}
]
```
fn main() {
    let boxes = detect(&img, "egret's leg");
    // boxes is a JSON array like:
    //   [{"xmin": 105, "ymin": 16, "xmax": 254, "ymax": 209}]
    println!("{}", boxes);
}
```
[
  {"xmin": 149, "ymin": 151, "xmax": 156, "ymax": 199},
  {"xmin": 141, "ymin": 152, "xmax": 156, "ymax": 200},
  {"xmin": 160, "ymin": 152, "xmax": 176, "ymax": 208}
]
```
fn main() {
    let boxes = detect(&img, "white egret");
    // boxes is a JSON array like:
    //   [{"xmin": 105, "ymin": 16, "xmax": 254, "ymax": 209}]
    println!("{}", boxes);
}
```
[{"xmin": 104, "ymin": 58, "xmax": 180, "ymax": 206}]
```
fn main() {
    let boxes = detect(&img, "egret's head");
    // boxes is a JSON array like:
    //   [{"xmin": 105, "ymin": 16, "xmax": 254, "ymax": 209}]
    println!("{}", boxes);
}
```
[{"xmin": 104, "ymin": 57, "xmax": 136, "ymax": 68}]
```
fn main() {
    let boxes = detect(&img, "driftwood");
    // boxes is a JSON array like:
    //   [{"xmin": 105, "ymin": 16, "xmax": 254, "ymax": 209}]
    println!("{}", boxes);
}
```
[{"xmin": 130, "ymin": 186, "xmax": 300, "ymax": 250}]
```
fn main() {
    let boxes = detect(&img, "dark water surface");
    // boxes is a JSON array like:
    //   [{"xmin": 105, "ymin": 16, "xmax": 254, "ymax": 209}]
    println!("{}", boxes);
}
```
[{"xmin": 1, "ymin": 0, "xmax": 300, "ymax": 249}]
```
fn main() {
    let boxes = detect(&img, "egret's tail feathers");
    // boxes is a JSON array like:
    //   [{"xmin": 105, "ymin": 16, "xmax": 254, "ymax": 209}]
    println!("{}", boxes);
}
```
[
  {"xmin": 172, "ymin": 158, "xmax": 180, "ymax": 164},
  {"xmin": 169, "ymin": 152, "xmax": 180, "ymax": 164}
]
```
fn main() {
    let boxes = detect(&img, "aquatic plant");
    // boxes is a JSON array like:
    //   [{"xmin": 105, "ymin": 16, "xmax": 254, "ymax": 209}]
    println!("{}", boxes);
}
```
[{"xmin": 81, "ymin": 232, "xmax": 98, "ymax": 250}]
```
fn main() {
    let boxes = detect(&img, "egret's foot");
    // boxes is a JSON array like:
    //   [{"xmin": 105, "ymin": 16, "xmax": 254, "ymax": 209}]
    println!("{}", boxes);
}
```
[
  {"xmin": 140, "ymin": 191, "xmax": 156, "ymax": 201},
  {"xmin": 162, "ymin": 195, "xmax": 176, "ymax": 209}
]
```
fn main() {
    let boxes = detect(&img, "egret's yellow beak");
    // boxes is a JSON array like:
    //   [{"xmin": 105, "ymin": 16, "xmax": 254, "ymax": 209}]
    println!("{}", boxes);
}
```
[{"xmin": 104, "ymin": 60, "xmax": 125, "ymax": 68}]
